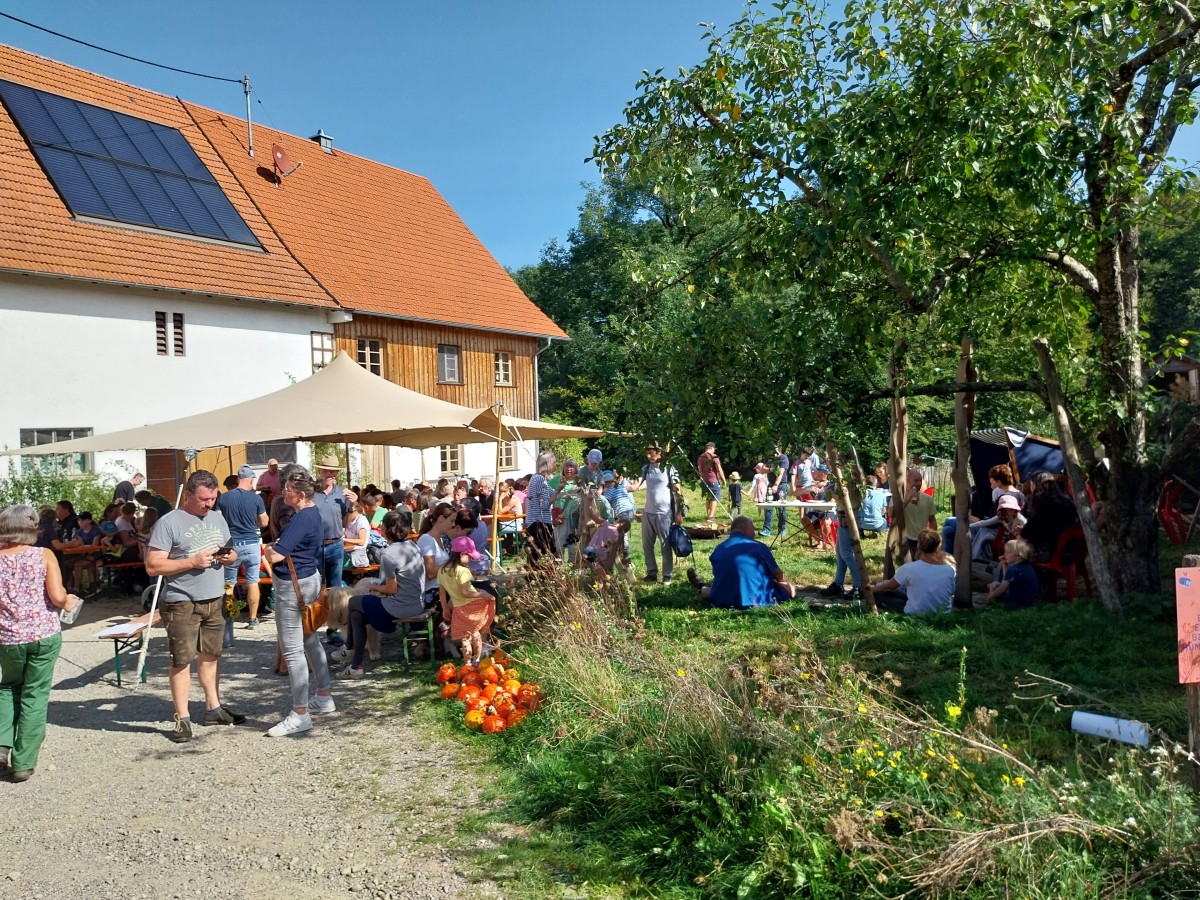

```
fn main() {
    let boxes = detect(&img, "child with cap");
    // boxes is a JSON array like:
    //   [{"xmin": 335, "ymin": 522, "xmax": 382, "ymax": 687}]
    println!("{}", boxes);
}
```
[
  {"xmin": 602, "ymin": 470, "xmax": 637, "ymax": 558},
  {"xmin": 437, "ymin": 535, "xmax": 495, "ymax": 666},
  {"xmin": 728, "ymin": 472, "xmax": 743, "ymax": 515},
  {"xmin": 582, "ymin": 448, "xmax": 605, "ymax": 489}
]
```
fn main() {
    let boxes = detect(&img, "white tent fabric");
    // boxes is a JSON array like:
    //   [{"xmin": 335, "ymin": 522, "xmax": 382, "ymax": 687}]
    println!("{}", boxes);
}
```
[{"xmin": 2, "ymin": 353, "xmax": 606, "ymax": 455}]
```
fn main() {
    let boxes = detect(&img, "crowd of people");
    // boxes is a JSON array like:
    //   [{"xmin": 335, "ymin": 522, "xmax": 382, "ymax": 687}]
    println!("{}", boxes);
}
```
[{"xmin": 0, "ymin": 439, "xmax": 1090, "ymax": 779}]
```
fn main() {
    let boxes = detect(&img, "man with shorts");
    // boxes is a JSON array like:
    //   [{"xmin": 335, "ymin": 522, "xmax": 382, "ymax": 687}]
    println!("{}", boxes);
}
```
[
  {"xmin": 145, "ymin": 470, "xmax": 245, "ymax": 743},
  {"xmin": 216, "ymin": 465, "xmax": 269, "ymax": 629},
  {"xmin": 696, "ymin": 442, "xmax": 727, "ymax": 524}
]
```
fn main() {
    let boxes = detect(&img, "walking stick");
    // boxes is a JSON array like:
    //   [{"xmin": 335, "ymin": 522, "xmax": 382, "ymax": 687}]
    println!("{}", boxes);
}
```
[{"xmin": 132, "ymin": 479, "xmax": 186, "ymax": 685}]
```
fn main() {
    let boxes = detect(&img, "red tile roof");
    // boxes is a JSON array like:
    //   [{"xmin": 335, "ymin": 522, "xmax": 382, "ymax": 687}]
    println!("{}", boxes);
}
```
[{"xmin": 0, "ymin": 45, "xmax": 566, "ymax": 339}]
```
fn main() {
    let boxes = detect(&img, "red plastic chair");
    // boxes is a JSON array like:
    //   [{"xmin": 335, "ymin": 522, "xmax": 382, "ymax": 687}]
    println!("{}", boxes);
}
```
[
  {"xmin": 1034, "ymin": 524, "xmax": 1092, "ymax": 602},
  {"xmin": 1158, "ymin": 479, "xmax": 1187, "ymax": 546}
]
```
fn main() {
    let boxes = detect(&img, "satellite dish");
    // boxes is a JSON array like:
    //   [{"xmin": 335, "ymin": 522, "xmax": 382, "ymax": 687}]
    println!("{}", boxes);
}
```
[{"xmin": 271, "ymin": 143, "xmax": 302, "ymax": 184}]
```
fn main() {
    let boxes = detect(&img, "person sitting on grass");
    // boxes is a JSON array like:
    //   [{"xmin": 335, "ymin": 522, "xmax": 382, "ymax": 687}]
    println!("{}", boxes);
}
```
[
  {"xmin": 869, "ymin": 529, "xmax": 954, "ymax": 615},
  {"xmin": 686, "ymin": 516, "xmax": 796, "ymax": 609},
  {"xmin": 982, "ymin": 538, "xmax": 1040, "ymax": 610}
]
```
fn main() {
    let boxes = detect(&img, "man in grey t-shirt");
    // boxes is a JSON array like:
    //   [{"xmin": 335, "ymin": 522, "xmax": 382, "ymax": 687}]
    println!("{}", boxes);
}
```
[
  {"xmin": 145, "ymin": 470, "xmax": 244, "ymax": 744},
  {"xmin": 628, "ymin": 443, "xmax": 682, "ymax": 585}
]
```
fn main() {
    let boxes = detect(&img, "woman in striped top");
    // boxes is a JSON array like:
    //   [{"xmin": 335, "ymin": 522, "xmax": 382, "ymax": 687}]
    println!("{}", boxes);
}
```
[{"xmin": 523, "ymin": 451, "xmax": 560, "ymax": 566}]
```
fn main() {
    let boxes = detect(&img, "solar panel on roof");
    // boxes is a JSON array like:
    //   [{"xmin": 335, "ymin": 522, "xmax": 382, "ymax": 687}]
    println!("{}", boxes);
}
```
[{"xmin": 0, "ymin": 79, "xmax": 261, "ymax": 248}]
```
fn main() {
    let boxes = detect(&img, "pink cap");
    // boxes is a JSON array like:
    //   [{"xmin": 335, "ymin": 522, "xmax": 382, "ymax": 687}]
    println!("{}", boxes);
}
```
[
  {"xmin": 451, "ymin": 535, "xmax": 482, "ymax": 560},
  {"xmin": 997, "ymin": 494, "xmax": 1021, "ymax": 511}
]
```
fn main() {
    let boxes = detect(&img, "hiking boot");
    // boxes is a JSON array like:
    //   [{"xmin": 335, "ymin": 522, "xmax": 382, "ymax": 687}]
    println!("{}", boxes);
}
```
[
  {"xmin": 203, "ymin": 706, "xmax": 247, "ymax": 726},
  {"xmin": 640, "ymin": 575, "xmax": 658, "ymax": 583},
  {"xmin": 819, "ymin": 583, "xmax": 846, "ymax": 597},
  {"xmin": 686, "ymin": 568, "xmax": 706, "ymax": 590},
  {"xmin": 267, "ymin": 711, "xmax": 312, "ymax": 737},
  {"xmin": 170, "ymin": 715, "xmax": 192, "ymax": 744},
  {"xmin": 10, "ymin": 769, "xmax": 34, "ymax": 783}
]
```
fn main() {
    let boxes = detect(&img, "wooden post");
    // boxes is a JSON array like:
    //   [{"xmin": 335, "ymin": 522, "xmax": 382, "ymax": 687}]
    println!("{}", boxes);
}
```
[
  {"xmin": 952, "ymin": 337, "xmax": 977, "ymax": 605},
  {"xmin": 820, "ymin": 415, "xmax": 877, "ymax": 614},
  {"xmin": 885, "ymin": 338, "xmax": 908, "ymax": 578},
  {"xmin": 1032, "ymin": 339, "xmax": 1122, "ymax": 616},
  {"xmin": 343, "ymin": 441, "xmax": 352, "ymax": 489},
  {"xmin": 491, "ymin": 405, "xmax": 504, "ymax": 574}
]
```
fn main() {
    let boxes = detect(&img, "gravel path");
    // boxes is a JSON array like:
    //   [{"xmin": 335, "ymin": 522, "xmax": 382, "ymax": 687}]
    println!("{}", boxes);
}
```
[{"xmin": 0, "ymin": 594, "xmax": 504, "ymax": 900}]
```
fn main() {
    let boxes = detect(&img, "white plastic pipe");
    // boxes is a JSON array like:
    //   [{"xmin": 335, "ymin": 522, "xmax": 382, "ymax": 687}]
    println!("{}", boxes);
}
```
[{"xmin": 1070, "ymin": 710, "xmax": 1151, "ymax": 748}]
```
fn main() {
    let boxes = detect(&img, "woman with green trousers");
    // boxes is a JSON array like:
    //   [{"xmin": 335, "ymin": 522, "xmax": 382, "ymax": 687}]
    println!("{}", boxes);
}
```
[{"xmin": 0, "ymin": 504, "xmax": 78, "ymax": 783}]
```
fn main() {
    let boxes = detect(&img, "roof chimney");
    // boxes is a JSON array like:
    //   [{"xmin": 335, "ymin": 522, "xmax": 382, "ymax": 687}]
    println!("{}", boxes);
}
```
[{"xmin": 311, "ymin": 129, "xmax": 334, "ymax": 153}]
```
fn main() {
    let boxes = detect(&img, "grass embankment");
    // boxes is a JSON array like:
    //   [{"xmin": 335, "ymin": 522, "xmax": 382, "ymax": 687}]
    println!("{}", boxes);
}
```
[{"xmin": 415, "ymin": 488, "xmax": 1200, "ymax": 898}]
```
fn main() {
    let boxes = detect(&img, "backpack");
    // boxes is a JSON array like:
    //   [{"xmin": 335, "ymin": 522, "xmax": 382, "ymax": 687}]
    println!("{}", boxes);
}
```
[{"xmin": 365, "ymin": 531, "xmax": 388, "ymax": 565}]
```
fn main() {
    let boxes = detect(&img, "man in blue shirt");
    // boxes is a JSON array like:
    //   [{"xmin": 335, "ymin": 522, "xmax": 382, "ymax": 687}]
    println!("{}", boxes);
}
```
[
  {"xmin": 312, "ymin": 456, "xmax": 356, "ymax": 588},
  {"xmin": 760, "ymin": 446, "xmax": 792, "ymax": 538},
  {"xmin": 688, "ymin": 517, "xmax": 796, "ymax": 608},
  {"xmin": 216, "ymin": 465, "xmax": 269, "ymax": 628}
]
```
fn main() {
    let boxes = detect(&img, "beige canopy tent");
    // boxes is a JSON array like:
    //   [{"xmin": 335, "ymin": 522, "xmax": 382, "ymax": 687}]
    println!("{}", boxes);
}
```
[{"xmin": 2, "ymin": 352, "xmax": 607, "ymax": 456}]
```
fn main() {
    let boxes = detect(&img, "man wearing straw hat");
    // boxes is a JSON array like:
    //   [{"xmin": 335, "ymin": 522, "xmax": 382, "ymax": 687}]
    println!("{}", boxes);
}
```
[
  {"xmin": 313, "ymin": 456, "xmax": 356, "ymax": 589},
  {"xmin": 629, "ymin": 442, "xmax": 682, "ymax": 585}
]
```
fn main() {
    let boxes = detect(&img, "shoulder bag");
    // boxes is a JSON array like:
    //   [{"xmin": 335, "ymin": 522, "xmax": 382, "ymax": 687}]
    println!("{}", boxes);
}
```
[
  {"xmin": 284, "ymin": 555, "xmax": 330, "ymax": 635},
  {"xmin": 667, "ymin": 488, "xmax": 693, "ymax": 558}
]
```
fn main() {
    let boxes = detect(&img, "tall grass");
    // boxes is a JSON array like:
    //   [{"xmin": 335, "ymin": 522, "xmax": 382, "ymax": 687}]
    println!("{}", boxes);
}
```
[{"xmin": 486, "ymin": 571, "xmax": 1200, "ymax": 898}]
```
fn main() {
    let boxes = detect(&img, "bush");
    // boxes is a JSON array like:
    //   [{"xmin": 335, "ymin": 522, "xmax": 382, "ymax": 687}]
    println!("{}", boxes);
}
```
[
  {"xmin": 0, "ymin": 461, "xmax": 113, "ymax": 515},
  {"xmin": 485, "ymin": 575, "xmax": 1200, "ymax": 898}
]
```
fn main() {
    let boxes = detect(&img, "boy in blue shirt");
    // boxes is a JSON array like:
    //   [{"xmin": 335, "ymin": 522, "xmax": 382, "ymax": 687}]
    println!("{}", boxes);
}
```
[{"xmin": 602, "ymin": 470, "xmax": 636, "ymax": 559}]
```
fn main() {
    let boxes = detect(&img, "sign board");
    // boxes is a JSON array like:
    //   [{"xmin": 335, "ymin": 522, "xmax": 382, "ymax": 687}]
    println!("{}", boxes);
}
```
[{"xmin": 1177, "ymin": 567, "xmax": 1200, "ymax": 684}]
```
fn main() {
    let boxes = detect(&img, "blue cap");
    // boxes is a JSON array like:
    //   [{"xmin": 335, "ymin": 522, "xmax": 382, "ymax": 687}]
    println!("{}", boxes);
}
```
[
  {"xmin": 586, "ymin": 448, "xmax": 603, "ymax": 464},
  {"xmin": 601, "ymin": 469, "xmax": 617, "ymax": 483},
  {"xmin": 237, "ymin": 465, "xmax": 256, "ymax": 479}
]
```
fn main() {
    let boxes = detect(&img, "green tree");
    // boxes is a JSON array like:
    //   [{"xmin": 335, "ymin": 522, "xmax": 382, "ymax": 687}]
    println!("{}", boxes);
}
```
[{"xmin": 595, "ymin": 0, "xmax": 1200, "ymax": 597}]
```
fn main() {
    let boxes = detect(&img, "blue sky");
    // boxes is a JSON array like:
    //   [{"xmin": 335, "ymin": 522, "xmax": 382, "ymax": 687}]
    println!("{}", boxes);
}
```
[
  {"xmin": 6, "ymin": 2, "xmax": 1200, "ymax": 271},
  {"xmin": 3, "ymin": 1, "xmax": 748, "ymax": 269}
]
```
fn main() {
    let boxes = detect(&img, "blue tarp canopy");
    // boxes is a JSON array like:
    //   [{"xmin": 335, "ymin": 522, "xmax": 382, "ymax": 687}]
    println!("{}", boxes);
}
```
[{"xmin": 969, "ymin": 428, "xmax": 1064, "ymax": 517}]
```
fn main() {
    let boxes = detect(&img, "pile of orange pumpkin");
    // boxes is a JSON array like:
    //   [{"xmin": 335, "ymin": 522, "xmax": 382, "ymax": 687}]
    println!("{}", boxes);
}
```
[{"xmin": 435, "ymin": 650, "xmax": 543, "ymax": 734}]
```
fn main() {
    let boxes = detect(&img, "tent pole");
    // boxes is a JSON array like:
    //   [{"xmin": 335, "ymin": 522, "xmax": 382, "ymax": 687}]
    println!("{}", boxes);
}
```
[
  {"xmin": 491, "ymin": 405, "xmax": 504, "ymax": 574},
  {"xmin": 344, "ymin": 441, "xmax": 351, "ymax": 488}
]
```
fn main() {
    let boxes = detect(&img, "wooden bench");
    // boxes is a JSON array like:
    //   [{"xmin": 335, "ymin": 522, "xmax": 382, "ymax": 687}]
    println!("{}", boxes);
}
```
[{"xmin": 95, "ymin": 611, "xmax": 161, "ymax": 686}]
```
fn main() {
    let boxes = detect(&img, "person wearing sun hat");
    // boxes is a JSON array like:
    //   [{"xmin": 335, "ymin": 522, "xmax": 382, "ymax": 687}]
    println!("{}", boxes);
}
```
[
  {"xmin": 628, "ymin": 441, "xmax": 682, "ymax": 584},
  {"xmin": 312, "ymin": 455, "xmax": 356, "ymax": 589}
]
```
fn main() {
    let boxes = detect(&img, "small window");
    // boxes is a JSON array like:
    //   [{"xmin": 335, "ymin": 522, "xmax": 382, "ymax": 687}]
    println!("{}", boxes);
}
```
[
  {"xmin": 19, "ymin": 427, "xmax": 93, "ymax": 476},
  {"xmin": 155, "ymin": 311, "xmax": 168, "ymax": 356},
  {"xmin": 494, "ymin": 351, "xmax": 513, "ymax": 386},
  {"xmin": 357, "ymin": 338, "xmax": 384, "ymax": 376},
  {"xmin": 438, "ymin": 344, "xmax": 462, "ymax": 384},
  {"xmin": 311, "ymin": 332, "xmax": 334, "ymax": 371},
  {"xmin": 498, "ymin": 441, "xmax": 516, "ymax": 470},
  {"xmin": 439, "ymin": 444, "xmax": 463, "ymax": 476},
  {"xmin": 172, "ymin": 312, "xmax": 185, "ymax": 356}
]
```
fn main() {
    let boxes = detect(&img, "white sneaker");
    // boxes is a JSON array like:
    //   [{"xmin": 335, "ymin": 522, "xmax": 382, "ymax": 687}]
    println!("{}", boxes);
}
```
[
  {"xmin": 266, "ymin": 711, "xmax": 312, "ymax": 737},
  {"xmin": 327, "ymin": 647, "xmax": 349, "ymax": 663},
  {"xmin": 338, "ymin": 665, "xmax": 365, "ymax": 680},
  {"xmin": 309, "ymin": 694, "xmax": 336, "ymax": 714}
]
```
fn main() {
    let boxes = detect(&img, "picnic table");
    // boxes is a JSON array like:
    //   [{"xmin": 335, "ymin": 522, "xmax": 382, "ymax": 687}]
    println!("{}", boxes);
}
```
[
  {"xmin": 481, "ymin": 514, "xmax": 525, "ymax": 566},
  {"xmin": 95, "ymin": 610, "xmax": 161, "ymax": 686}
]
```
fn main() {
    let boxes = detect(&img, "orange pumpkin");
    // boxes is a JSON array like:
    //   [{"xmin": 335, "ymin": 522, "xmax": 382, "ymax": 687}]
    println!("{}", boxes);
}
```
[
  {"xmin": 517, "ymin": 684, "xmax": 542, "ymax": 703},
  {"xmin": 460, "ymin": 672, "xmax": 482, "ymax": 687},
  {"xmin": 493, "ymin": 695, "xmax": 517, "ymax": 717},
  {"xmin": 466, "ymin": 695, "xmax": 489, "ymax": 712},
  {"xmin": 502, "ymin": 679, "xmax": 521, "ymax": 695},
  {"xmin": 436, "ymin": 663, "xmax": 458, "ymax": 685},
  {"xmin": 464, "ymin": 709, "xmax": 485, "ymax": 730},
  {"xmin": 456, "ymin": 684, "xmax": 482, "ymax": 703},
  {"xmin": 482, "ymin": 714, "xmax": 507, "ymax": 734},
  {"xmin": 457, "ymin": 664, "xmax": 477, "ymax": 680},
  {"xmin": 505, "ymin": 708, "xmax": 527, "ymax": 728},
  {"xmin": 481, "ymin": 684, "xmax": 500, "ymax": 701},
  {"xmin": 482, "ymin": 667, "xmax": 501, "ymax": 685},
  {"xmin": 520, "ymin": 693, "xmax": 542, "ymax": 712},
  {"xmin": 440, "ymin": 682, "xmax": 460, "ymax": 700}
]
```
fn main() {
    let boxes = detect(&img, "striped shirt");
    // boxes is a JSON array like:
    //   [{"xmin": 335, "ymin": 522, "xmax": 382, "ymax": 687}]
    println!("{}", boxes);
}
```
[{"xmin": 525, "ymin": 474, "xmax": 555, "ymax": 525}]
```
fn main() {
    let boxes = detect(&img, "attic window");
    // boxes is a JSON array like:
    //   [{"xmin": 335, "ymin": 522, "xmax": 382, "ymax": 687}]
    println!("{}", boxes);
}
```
[{"xmin": 0, "ymin": 79, "xmax": 261, "ymax": 247}]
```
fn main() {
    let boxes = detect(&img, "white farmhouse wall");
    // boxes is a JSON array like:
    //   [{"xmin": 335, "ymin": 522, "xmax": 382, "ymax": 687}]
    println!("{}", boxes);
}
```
[{"xmin": 0, "ymin": 272, "xmax": 327, "ymax": 480}]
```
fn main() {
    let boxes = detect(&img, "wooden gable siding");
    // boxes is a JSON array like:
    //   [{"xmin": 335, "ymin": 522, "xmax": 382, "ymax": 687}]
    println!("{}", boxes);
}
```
[{"xmin": 332, "ymin": 316, "xmax": 539, "ymax": 419}]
